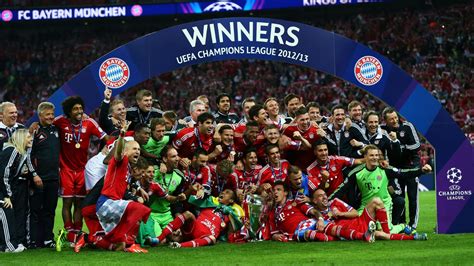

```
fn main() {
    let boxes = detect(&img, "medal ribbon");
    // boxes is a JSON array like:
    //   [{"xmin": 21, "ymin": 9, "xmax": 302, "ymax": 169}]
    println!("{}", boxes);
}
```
[
  {"xmin": 194, "ymin": 128, "xmax": 203, "ymax": 148},
  {"xmin": 138, "ymin": 110, "xmax": 152, "ymax": 125},
  {"xmin": 71, "ymin": 121, "xmax": 82, "ymax": 146},
  {"xmin": 270, "ymin": 162, "xmax": 284, "ymax": 182}
]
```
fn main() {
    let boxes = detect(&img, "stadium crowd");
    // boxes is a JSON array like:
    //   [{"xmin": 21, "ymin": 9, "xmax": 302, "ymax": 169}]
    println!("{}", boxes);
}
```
[{"xmin": 0, "ymin": 1, "xmax": 471, "ymax": 253}]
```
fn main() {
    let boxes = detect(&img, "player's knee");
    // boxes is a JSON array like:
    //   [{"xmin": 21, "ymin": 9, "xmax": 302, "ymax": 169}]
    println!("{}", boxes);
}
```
[
  {"xmin": 370, "ymin": 197, "xmax": 384, "ymax": 208},
  {"xmin": 182, "ymin": 211, "xmax": 195, "ymax": 220},
  {"xmin": 63, "ymin": 198, "xmax": 73, "ymax": 208},
  {"xmin": 208, "ymin": 235, "xmax": 216, "ymax": 244}
]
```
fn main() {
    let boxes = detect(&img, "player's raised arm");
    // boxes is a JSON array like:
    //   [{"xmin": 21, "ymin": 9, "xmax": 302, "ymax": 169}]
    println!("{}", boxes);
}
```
[{"xmin": 114, "ymin": 121, "xmax": 131, "ymax": 161}]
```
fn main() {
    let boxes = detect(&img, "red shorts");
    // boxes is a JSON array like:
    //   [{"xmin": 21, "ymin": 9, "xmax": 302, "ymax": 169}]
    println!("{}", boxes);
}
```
[
  {"xmin": 60, "ymin": 168, "xmax": 86, "ymax": 197},
  {"xmin": 82, "ymin": 205, "xmax": 104, "ymax": 237},
  {"xmin": 336, "ymin": 208, "xmax": 374, "ymax": 233}
]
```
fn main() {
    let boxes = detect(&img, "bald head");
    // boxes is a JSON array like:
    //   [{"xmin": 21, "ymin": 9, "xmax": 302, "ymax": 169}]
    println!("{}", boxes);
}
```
[{"xmin": 125, "ymin": 140, "xmax": 140, "ymax": 164}]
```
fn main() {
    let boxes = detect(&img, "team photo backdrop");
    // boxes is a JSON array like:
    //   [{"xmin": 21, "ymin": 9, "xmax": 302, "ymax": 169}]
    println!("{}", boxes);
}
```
[{"xmin": 30, "ymin": 17, "xmax": 473, "ymax": 234}]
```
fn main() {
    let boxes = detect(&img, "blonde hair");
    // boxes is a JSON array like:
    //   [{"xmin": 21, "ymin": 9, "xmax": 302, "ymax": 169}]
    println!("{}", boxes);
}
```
[
  {"xmin": 361, "ymin": 144, "xmax": 379, "ymax": 156},
  {"xmin": 6, "ymin": 129, "xmax": 31, "ymax": 155}
]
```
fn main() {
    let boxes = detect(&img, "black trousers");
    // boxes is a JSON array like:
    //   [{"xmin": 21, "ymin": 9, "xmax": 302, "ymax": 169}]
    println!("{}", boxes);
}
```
[
  {"xmin": 391, "ymin": 195, "xmax": 405, "ymax": 225},
  {"xmin": 398, "ymin": 177, "xmax": 419, "ymax": 228},
  {"xmin": 29, "ymin": 180, "xmax": 59, "ymax": 246},
  {"xmin": 0, "ymin": 205, "xmax": 20, "ymax": 251},
  {"xmin": 12, "ymin": 178, "xmax": 29, "ymax": 246}
]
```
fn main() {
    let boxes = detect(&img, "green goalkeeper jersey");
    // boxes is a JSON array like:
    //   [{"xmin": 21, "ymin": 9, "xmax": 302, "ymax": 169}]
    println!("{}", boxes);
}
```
[
  {"xmin": 330, "ymin": 164, "xmax": 422, "ymax": 213},
  {"xmin": 149, "ymin": 169, "xmax": 184, "ymax": 213},
  {"xmin": 143, "ymin": 135, "xmax": 170, "ymax": 158},
  {"xmin": 355, "ymin": 167, "xmax": 392, "ymax": 213}
]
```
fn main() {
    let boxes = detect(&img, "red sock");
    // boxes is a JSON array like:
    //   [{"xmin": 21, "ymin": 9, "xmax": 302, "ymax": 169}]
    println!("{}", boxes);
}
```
[
  {"xmin": 325, "ymin": 224, "xmax": 362, "ymax": 240},
  {"xmin": 64, "ymin": 221, "xmax": 77, "ymax": 242},
  {"xmin": 337, "ymin": 226, "xmax": 363, "ymax": 240},
  {"xmin": 74, "ymin": 221, "xmax": 83, "ymax": 231},
  {"xmin": 375, "ymin": 208, "xmax": 390, "ymax": 234},
  {"xmin": 390, "ymin": 234, "xmax": 415, "ymax": 240},
  {"xmin": 65, "ymin": 221, "xmax": 73, "ymax": 231},
  {"xmin": 180, "ymin": 236, "xmax": 214, "ymax": 248},
  {"xmin": 157, "ymin": 214, "xmax": 185, "ymax": 242},
  {"xmin": 305, "ymin": 230, "xmax": 332, "ymax": 242}
]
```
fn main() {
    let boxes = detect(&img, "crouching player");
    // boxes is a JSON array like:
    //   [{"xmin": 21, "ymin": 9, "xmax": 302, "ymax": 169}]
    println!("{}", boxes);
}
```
[
  {"xmin": 311, "ymin": 189, "xmax": 427, "ymax": 241},
  {"xmin": 74, "ymin": 157, "xmax": 151, "ymax": 252},
  {"xmin": 155, "ymin": 189, "xmax": 245, "ymax": 248},
  {"xmin": 95, "ymin": 122, "xmax": 151, "ymax": 253}
]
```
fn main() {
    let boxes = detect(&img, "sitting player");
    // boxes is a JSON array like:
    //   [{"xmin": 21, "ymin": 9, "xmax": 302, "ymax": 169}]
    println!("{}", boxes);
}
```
[
  {"xmin": 268, "ymin": 181, "xmax": 330, "ymax": 242},
  {"xmin": 311, "ymin": 189, "xmax": 428, "ymax": 241},
  {"xmin": 269, "ymin": 181, "xmax": 376, "ymax": 243},
  {"xmin": 155, "ymin": 189, "xmax": 245, "ymax": 248}
]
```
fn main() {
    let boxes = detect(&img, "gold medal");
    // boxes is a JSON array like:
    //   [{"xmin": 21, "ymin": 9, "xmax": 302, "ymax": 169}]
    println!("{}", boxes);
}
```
[
  {"xmin": 328, "ymin": 211, "xmax": 333, "ymax": 218},
  {"xmin": 75, "ymin": 143, "xmax": 81, "ymax": 149},
  {"xmin": 292, "ymin": 202, "xmax": 297, "ymax": 207},
  {"xmin": 325, "ymin": 182, "xmax": 330, "ymax": 189},
  {"xmin": 221, "ymin": 221, "xmax": 226, "ymax": 228}
]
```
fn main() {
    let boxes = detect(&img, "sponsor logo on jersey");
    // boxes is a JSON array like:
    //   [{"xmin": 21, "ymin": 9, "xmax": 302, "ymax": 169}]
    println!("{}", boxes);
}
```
[
  {"xmin": 99, "ymin": 57, "xmax": 130, "ymax": 89},
  {"xmin": 354, "ymin": 55, "xmax": 383, "ymax": 86}
]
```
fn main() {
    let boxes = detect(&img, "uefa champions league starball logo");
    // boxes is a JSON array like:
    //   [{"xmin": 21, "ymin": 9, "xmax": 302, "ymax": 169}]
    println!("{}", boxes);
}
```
[
  {"xmin": 446, "ymin": 167, "xmax": 462, "ymax": 184},
  {"xmin": 203, "ymin": 2, "xmax": 243, "ymax": 12}
]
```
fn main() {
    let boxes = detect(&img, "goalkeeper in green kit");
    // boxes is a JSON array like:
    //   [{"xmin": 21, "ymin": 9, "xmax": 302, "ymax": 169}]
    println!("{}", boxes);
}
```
[
  {"xmin": 137, "ymin": 146, "xmax": 187, "ymax": 246},
  {"xmin": 330, "ymin": 145, "xmax": 432, "ymax": 234}
]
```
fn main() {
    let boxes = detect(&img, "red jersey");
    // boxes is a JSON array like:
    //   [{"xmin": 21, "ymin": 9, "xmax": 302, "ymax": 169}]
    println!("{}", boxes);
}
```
[
  {"xmin": 184, "ymin": 165, "xmax": 212, "ymax": 190},
  {"xmin": 147, "ymin": 182, "xmax": 168, "ymax": 198},
  {"xmin": 307, "ymin": 156, "xmax": 355, "ymax": 197},
  {"xmin": 282, "ymin": 125, "xmax": 320, "ymax": 169},
  {"xmin": 234, "ymin": 124, "xmax": 266, "ymax": 147},
  {"xmin": 229, "ymin": 165, "xmax": 263, "ymax": 190},
  {"xmin": 269, "ymin": 200, "xmax": 314, "ymax": 237},
  {"xmin": 172, "ymin": 127, "xmax": 213, "ymax": 159},
  {"xmin": 320, "ymin": 198, "xmax": 353, "ymax": 222},
  {"xmin": 54, "ymin": 116, "xmax": 106, "ymax": 171},
  {"xmin": 258, "ymin": 160, "xmax": 290, "ymax": 186},
  {"xmin": 194, "ymin": 208, "xmax": 229, "ymax": 238},
  {"xmin": 101, "ymin": 156, "xmax": 130, "ymax": 200},
  {"xmin": 233, "ymin": 124, "xmax": 247, "ymax": 139},
  {"xmin": 233, "ymin": 136, "xmax": 250, "ymax": 157}
]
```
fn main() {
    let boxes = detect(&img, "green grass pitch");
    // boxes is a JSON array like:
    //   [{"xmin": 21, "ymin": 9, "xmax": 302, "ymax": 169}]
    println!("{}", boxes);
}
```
[{"xmin": 4, "ymin": 191, "xmax": 474, "ymax": 265}]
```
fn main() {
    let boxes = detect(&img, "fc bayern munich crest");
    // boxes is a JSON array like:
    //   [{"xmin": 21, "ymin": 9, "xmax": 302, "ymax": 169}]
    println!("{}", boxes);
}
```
[
  {"xmin": 354, "ymin": 55, "xmax": 383, "ymax": 86},
  {"xmin": 99, "ymin": 57, "xmax": 130, "ymax": 89}
]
